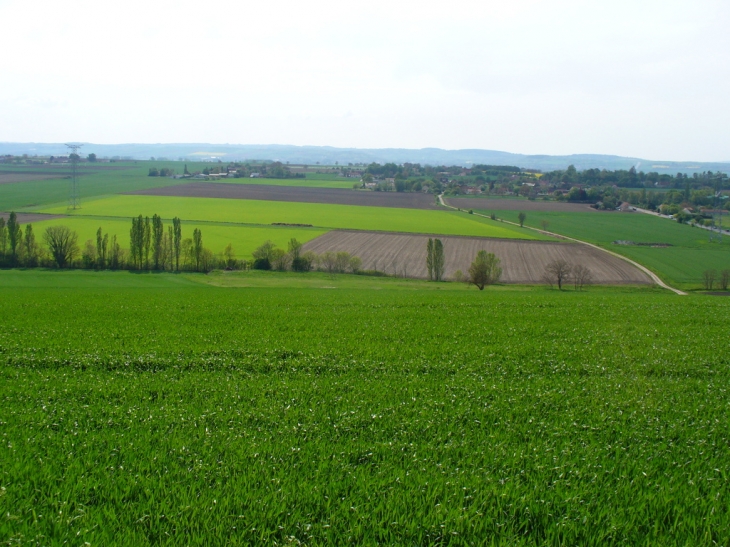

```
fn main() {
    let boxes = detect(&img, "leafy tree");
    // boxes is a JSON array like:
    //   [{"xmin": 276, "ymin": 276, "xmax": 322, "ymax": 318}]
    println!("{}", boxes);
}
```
[
  {"xmin": 433, "ymin": 239, "xmax": 445, "ymax": 281},
  {"xmin": 23, "ymin": 224, "xmax": 38, "ymax": 267},
  {"xmin": 253, "ymin": 240, "xmax": 277, "ymax": 262},
  {"xmin": 335, "ymin": 252, "xmax": 351, "ymax": 273},
  {"xmin": 44, "ymin": 226, "xmax": 79, "ymax": 268},
  {"xmin": 6, "ymin": 212, "xmax": 21, "ymax": 265},
  {"xmin": 82, "ymin": 239, "xmax": 96, "ymax": 269},
  {"xmin": 271, "ymin": 248, "xmax": 290, "ymax": 271},
  {"xmin": 181, "ymin": 238, "xmax": 194, "ymax": 270},
  {"xmin": 543, "ymin": 259, "xmax": 572, "ymax": 290},
  {"xmin": 468, "ymin": 251, "xmax": 502, "ymax": 290},
  {"xmin": 288, "ymin": 238, "xmax": 307, "ymax": 272},
  {"xmin": 223, "ymin": 243, "xmax": 236, "ymax": 269},
  {"xmin": 87, "ymin": 153, "xmax": 97, "ymax": 162},
  {"xmin": 349, "ymin": 256, "xmax": 363, "ymax": 273},
  {"xmin": 518, "ymin": 212, "xmax": 527, "ymax": 227},
  {"xmin": 320, "ymin": 251, "xmax": 338, "ymax": 275},
  {"xmin": 148, "ymin": 168, "xmax": 159, "ymax": 177},
  {"xmin": 184, "ymin": 164, "xmax": 190, "ymax": 176},
  {"xmin": 540, "ymin": 220, "xmax": 550, "ymax": 231}
]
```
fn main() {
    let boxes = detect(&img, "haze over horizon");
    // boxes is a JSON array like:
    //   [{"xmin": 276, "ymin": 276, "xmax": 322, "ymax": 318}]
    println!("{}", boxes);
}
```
[{"xmin": 1, "ymin": 0, "xmax": 728, "ymax": 162}]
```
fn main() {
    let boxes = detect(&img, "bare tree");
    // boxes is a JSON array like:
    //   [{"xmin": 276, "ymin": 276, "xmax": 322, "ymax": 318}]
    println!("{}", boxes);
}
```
[
  {"xmin": 703, "ymin": 269, "xmax": 717, "ymax": 290},
  {"xmin": 44, "ymin": 226, "xmax": 79, "ymax": 268},
  {"xmin": 721, "ymin": 269, "xmax": 730, "ymax": 291},
  {"xmin": 543, "ymin": 259, "xmax": 572, "ymax": 290},
  {"xmin": 572, "ymin": 264, "xmax": 593, "ymax": 290},
  {"xmin": 540, "ymin": 220, "xmax": 550, "ymax": 231}
]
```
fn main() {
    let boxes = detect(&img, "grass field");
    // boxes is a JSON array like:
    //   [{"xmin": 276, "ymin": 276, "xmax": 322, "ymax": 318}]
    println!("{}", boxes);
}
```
[
  {"xmin": 36, "ymin": 195, "xmax": 547, "ymax": 239},
  {"xmin": 27, "ymin": 216, "xmax": 326, "ymax": 259},
  {"xmin": 478, "ymin": 209, "xmax": 730, "ymax": 287},
  {"xmin": 0, "ymin": 271, "xmax": 728, "ymax": 544}
]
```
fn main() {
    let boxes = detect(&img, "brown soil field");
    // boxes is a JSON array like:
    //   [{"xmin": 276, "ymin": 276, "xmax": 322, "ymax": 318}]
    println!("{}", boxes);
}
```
[
  {"xmin": 128, "ymin": 183, "xmax": 441, "ymax": 210},
  {"xmin": 0, "ymin": 174, "xmax": 65, "ymax": 185},
  {"xmin": 446, "ymin": 197, "xmax": 597, "ymax": 213},
  {"xmin": 0, "ymin": 212, "xmax": 66, "ymax": 224},
  {"xmin": 302, "ymin": 231, "xmax": 651, "ymax": 285}
]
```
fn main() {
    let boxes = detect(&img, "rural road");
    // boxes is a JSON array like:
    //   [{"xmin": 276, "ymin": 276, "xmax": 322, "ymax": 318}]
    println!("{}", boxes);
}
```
[{"xmin": 439, "ymin": 194, "xmax": 687, "ymax": 295}]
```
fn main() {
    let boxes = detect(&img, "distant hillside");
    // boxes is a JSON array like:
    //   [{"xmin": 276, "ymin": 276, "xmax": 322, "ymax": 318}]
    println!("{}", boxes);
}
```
[{"xmin": 1, "ymin": 142, "xmax": 728, "ymax": 175}]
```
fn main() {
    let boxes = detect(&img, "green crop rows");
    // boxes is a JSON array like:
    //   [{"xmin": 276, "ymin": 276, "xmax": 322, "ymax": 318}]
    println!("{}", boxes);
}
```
[
  {"xmin": 37, "ymin": 195, "xmax": 545, "ymax": 239},
  {"xmin": 0, "ymin": 273, "xmax": 728, "ymax": 545}
]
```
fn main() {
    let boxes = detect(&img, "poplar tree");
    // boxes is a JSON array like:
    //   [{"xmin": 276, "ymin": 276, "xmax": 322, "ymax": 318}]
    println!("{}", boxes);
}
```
[
  {"xmin": 23, "ymin": 224, "xmax": 38, "ymax": 267},
  {"xmin": 152, "ymin": 214, "xmax": 164, "ymax": 269},
  {"xmin": 96, "ymin": 227, "xmax": 108, "ymax": 269},
  {"xmin": 0, "ymin": 217, "xmax": 6, "ymax": 258},
  {"xmin": 193, "ymin": 228, "xmax": 203, "ymax": 272},
  {"xmin": 167, "ymin": 226, "xmax": 174, "ymax": 270},
  {"xmin": 433, "ymin": 239, "xmax": 445, "ymax": 281},
  {"xmin": 6, "ymin": 212, "xmax": 21, "ymax": 265},
  {"xmin": 426, "ymin": 238, "xmax": 434, "ymax": 281},
  {"xmin": 173, "ymin": 217, "xmax": 182, "ymax": 271},
  {"xmin": 143, "ymin": 217, "xmax": 151, "ymax": 269},
  {"xmin": 130, "ymin": 215, "xmax": 144, "ymax": 269}
]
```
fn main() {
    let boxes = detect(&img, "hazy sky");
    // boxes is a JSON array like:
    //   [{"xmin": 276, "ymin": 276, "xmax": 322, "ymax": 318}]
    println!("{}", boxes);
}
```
[{"xmin": 1, "ymin": 0, "xmax": 728, "ymax": 160}]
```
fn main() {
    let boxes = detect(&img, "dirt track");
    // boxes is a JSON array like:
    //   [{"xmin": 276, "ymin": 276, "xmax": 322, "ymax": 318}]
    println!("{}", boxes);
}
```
[
  {"xmin": 128, "ymin": 183, "xmax": 441, "ymax": 210},
  {"xmin": 0, "ymin": 212, "xmax": 66, "ymax": 224},
  {"xmin": 302, "ymin": 231, "xmax": 651, "ymax": 284},
  {"xmin": 446, "ymin": 197, "xmax": 597, "ymax": 212}
]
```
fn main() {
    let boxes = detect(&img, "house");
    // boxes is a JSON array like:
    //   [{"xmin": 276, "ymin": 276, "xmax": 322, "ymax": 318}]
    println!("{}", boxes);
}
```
[{"xmin": 250, "ymin": 173, "xmax": 261, "ymax": 178}]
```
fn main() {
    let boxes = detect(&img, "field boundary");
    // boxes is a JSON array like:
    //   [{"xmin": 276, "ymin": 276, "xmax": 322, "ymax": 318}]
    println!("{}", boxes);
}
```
[{"xmin": 440, "ymin": 194, "xmax": 687, "ymax": 295}]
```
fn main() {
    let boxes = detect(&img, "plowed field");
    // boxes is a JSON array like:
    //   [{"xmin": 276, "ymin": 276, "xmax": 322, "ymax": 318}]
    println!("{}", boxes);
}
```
[
  {"xmin": 0, "ymin": 212, "xmax": 66, "ymax": 224},
  {"xmin": 303, "ymin": 230, "xmax": 651, "ymax": 284},
  {"xmin": 129, "ymin": 182, "xmax": 440, "ymax": 209}
]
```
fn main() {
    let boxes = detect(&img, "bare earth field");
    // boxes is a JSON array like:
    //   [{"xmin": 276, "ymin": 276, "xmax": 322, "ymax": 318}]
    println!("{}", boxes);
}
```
[
  {"xmin": 446, "ymin": 197, "xmax": 597, "ymax": 213},
  {"xmin": 303, "ymin": 230, "xmax": 652, "ymax": 284},
  {"xmin": 0, "ymin": 173, "xmax": 65, "ymax": 185},
  {"xmin": 128, "ymin": 183, "xmax": 441, "ymax": 210},
  {"xmin": 0, "ymin": 212, "xmax": 66, "ymax": 224}
]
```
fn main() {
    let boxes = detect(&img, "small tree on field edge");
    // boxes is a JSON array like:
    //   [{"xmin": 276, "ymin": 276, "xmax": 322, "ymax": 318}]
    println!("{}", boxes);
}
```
[{"xmin": 468, "ymin": 251, "xmax": 502, "ymax": 290}]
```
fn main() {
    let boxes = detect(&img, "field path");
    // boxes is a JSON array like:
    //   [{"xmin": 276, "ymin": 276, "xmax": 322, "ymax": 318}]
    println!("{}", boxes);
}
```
[{"xmin": 440, "ymin": 194, "xmax": 687, "ymax": 295}]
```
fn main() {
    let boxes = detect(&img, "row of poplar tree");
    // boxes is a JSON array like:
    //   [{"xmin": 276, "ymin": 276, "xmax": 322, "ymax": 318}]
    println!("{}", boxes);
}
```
[{"xmin": 0, "ymin": 212, "xmax": 214, "ymax": 272}]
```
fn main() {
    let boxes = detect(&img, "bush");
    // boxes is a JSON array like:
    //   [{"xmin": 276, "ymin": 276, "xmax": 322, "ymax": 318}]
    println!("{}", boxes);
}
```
[{"xmin": 252, "ymin": 257, "xmax": 271, "ymax": 270}]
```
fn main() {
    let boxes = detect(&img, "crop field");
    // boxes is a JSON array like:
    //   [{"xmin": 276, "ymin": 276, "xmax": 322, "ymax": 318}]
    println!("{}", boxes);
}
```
[
  {"xmin": 130, "ymin": 182, "xmax": 441, "ymax": 210},
  {"xmin": 447, "ymin": 197, "xmax": 596, "ymax": 213},
  {"xmin": 36, "ymin": 195, "xmax": 544, "ymax": 239},
  {"xmin": 0, "ymin": 272, "xmax": 728, "ymax": 545},
  {"xmin": 303, "ymin": 230, "xmax": 650, "ymax": 284},
  {"xmin": 476, "ymin": 209, "xmax": 730, "ymax": 287},
  {"xmin": 26, "ymin": 216, "xmax": 326, "ymax": 260}
]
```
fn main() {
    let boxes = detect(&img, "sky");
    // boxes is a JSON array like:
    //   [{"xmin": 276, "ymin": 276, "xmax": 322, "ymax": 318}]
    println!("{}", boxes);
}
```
[{"xmin": 0, "ymin": 0, "xmax": 728, "ymax": 161}]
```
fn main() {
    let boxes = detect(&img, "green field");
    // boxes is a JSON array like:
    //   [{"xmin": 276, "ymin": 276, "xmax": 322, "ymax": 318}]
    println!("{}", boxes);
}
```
[
  {"xmin": 479, "ymin": 209, "xmax": 730, "ymax": 287},
  {"xmin": 28, "ymin": 217, "xmax": 326, "ymax": 260},
  {"xmin": 0, "ymin": 270, "xmax": 728, "ymax": 544},
  {"xmin": 37, "ymin": 195, "xmax": 546, "ymax": 239}
]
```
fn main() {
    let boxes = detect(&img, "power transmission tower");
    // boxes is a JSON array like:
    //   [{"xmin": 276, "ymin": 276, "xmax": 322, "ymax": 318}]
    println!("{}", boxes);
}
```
[{"xmin": 65, "ymin": 143, "xmax": 83, "ymax": 210}]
